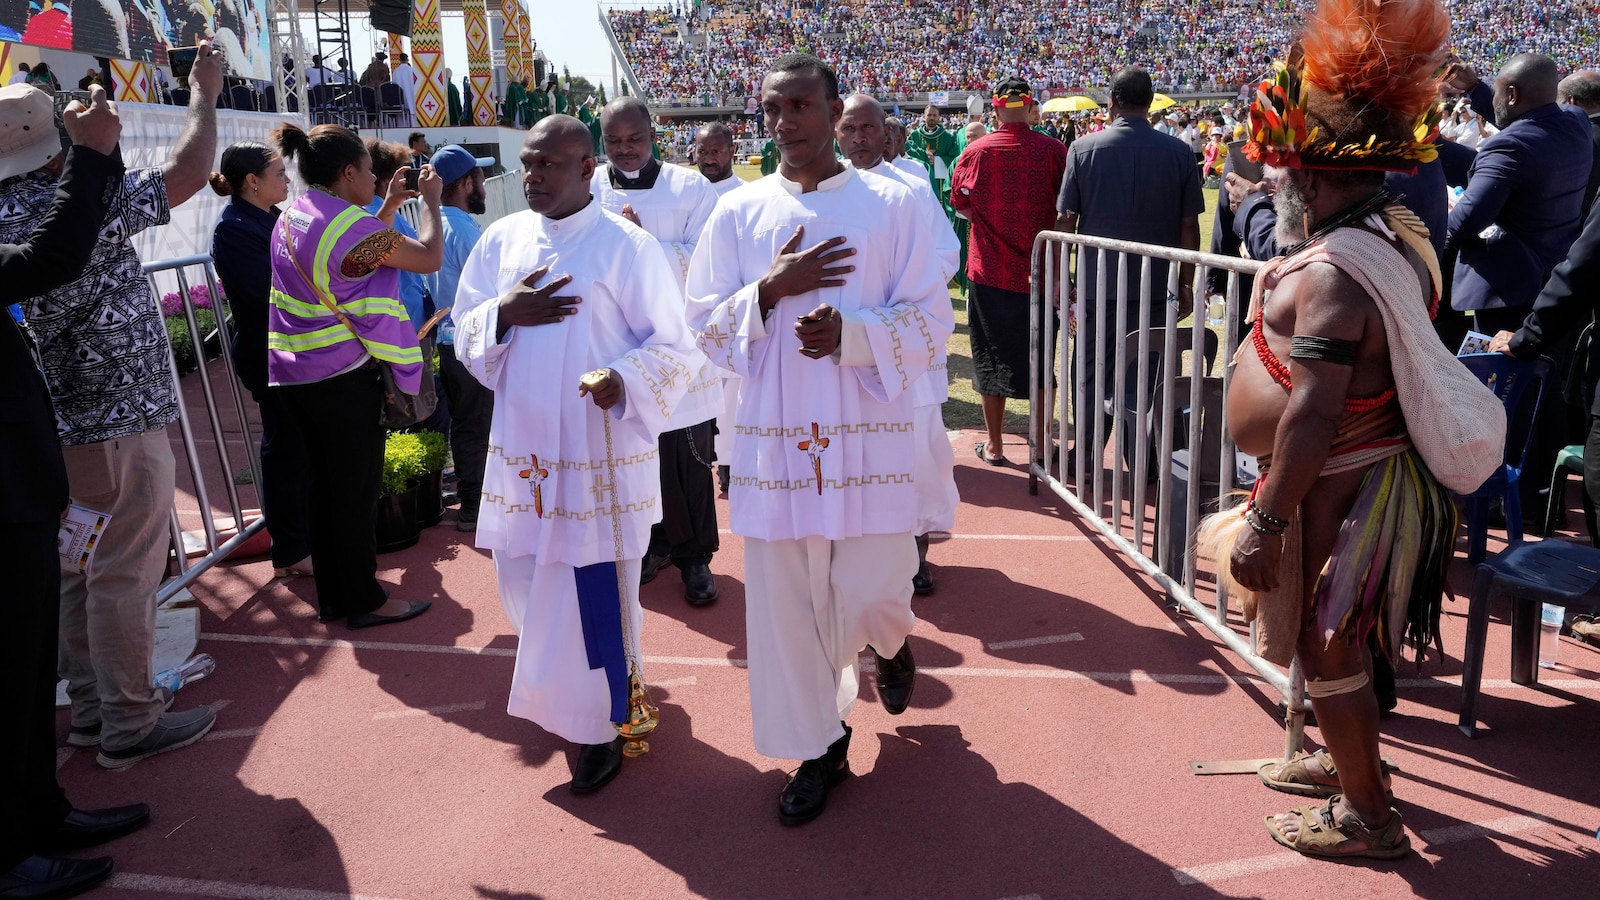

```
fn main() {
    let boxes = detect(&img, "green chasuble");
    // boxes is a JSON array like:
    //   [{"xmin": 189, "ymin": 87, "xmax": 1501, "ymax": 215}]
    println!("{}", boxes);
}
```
[
  {"xmin": 502, "ymin": 82, "xmax": 527, "ymax": 127},
  {"xmin": 760, "ymin": 139, "xmax": 778, "ymax": 176},
  {"xmin": 447, "ymin": 82, "xmax": 463, "ymax": 126},
  {"xmin": 554, "ymin": 91, "xmax": 569, "ymax": 115},
  {"xmin": 525, "ymin": 89, "xmax": 548, "ymax": 127},
  {"xmin": 906, "ymin": 124, "xmax": 959, "ymax": 211}
]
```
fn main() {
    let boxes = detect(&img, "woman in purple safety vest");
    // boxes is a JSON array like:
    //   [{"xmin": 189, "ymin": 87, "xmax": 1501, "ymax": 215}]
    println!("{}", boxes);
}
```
[{"xmin": 266, "ymin": 123, "xmax": 444, "ymax": 629}]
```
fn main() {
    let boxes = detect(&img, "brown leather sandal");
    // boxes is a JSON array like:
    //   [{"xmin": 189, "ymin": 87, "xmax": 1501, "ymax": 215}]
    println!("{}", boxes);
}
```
[
  {"xmin": 1265, "ymin": 795, "xmax": 1412, "ymax": 860},
  {"xmin": 1259, "ymin": 749, "xmax": 1395, "ymax": 798}
]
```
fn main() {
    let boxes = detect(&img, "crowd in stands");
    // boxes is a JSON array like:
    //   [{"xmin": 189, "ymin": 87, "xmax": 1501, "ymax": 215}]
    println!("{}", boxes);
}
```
[{"xmin": 607, "ymin": 0, "xmax": 1600, "ymax": 104}]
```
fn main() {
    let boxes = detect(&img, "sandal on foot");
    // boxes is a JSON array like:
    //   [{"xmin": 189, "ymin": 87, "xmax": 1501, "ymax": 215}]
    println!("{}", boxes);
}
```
[
  {"xmin": 1265, "ymin": 795, "xmax": 1411, "ymax": 860},
  {"xmin": 974, "ymin": 442, "xmax": 1008, "ymax": 466},
  {"xmin": 1259, "ymin": 750, "xmax": 1395, "ymax": 799}
]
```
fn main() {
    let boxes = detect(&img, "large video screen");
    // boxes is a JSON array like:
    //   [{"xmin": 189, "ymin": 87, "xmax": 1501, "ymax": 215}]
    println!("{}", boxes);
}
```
[{"xmin": 0, "ymin": 0, "xmax": 274, "ymax": 81}]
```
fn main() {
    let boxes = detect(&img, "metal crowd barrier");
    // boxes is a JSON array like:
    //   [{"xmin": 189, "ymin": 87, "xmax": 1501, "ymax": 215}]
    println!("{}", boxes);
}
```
[
  {"xmin": 1028, "ymin": 232, "xmax": 1309, "ymax": 763},
  {"xmin": 145, "ymin": 254, "xmax": 265, "ymax": 603},
  {"xmin": 397, "ymin": 167, "xmax": 525, "ymax": 235}
]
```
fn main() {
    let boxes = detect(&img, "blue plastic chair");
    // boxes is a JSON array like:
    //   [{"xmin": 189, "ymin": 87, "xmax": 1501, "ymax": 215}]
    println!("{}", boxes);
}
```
[
  {"xmin": 1458, "ymin": 538, "xmax": 1600, "ymax": 736},
  {"xmin": 1454, "ymin": 354, "xmax": 1553, "ymax": 564}
]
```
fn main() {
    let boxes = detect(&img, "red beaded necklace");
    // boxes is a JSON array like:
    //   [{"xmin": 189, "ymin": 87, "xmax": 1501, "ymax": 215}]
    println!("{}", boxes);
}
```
[{"xmin": 1250, "ymin": 313, "xmax": 1397, "ymax": 415}]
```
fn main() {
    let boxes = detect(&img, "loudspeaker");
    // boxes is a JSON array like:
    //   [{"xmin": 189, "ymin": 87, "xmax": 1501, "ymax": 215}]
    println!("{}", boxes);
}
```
[{"xmin": 369, "ymin": 0, "xmax": 412, "ymax": 37}]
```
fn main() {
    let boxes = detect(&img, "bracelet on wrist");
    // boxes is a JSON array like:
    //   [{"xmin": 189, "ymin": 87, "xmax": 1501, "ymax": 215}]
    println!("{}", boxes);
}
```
[
  {"xmin": 1249, "ymin": 499, "xmax": 1289, "ymax": 529},
  {"xmin": 1245, "ymin": 509, "xmax": 1286, "ymax": 537}
]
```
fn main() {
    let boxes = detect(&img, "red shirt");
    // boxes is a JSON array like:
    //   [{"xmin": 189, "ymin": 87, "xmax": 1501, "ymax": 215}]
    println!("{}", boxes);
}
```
[{"xmin": 950, "ymin": 122, "xmax": 1068, "ymax": 294}]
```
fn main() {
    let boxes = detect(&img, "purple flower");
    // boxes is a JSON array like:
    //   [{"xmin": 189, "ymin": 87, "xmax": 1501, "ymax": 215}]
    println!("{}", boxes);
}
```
[
  {"xmin": 160, "ymin": 292, "xmax": 183, "ymax": 317},
  {"xmin": 188, "ymin": 284, "xmax": 214, "ymax": 309}
]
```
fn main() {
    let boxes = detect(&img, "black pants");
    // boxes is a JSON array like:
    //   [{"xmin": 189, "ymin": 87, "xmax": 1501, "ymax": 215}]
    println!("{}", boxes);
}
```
[
  {"xmin": 1, "ymin": 523, "xmax": 71, "ymax": 870},
  {"xmin": 649, "ymin": 420, "xmax": 719, "ymax": 566},
  {"xmin": 438, "ymin": 344, "xmax": 492, "ymax": 517},
  {"xmin": 278, "ymin": 366, "xmax": 387, "ymax": 619},
  {"xmin": 251, "ymin": 386, "xmax": 312, "ymax": 568}
]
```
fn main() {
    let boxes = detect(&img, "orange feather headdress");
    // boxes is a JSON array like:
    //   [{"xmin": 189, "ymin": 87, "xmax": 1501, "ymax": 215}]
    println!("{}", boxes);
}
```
[{"xmin": 1244, "ymin": 0, "xmax": 1451, "ymax": 172}]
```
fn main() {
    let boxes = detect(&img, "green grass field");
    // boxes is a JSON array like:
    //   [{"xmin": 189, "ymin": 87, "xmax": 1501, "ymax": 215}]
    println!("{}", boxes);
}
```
[{"xmin": 729, "ymin": 164, "xmax": 1221, "ymax": 430}]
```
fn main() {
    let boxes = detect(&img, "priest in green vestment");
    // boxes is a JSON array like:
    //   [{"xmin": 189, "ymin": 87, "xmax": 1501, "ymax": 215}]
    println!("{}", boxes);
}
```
[
  {"xmin": 759, "ymin": 138, "xmax": 777, "ymax": 175},
  {"xmin": 502, "ymin": 79, "xmax": 528, "ymax": 126},
  {"xmin": 446, "ymin": 68, "xmax": 463, "ymax": 126},
  {"xmin": 906, "ymin": 105, "xmax": 958, "ymax": 214}
]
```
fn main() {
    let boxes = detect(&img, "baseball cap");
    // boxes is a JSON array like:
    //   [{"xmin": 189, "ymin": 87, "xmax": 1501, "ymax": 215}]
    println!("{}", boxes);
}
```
[
  {"xmin": 0, "ymin": 84, "xmax": 64, "ymax": 182},
  {"xmin": 430, "ymin": 145, "xmax": 495, "ymax": 185}
]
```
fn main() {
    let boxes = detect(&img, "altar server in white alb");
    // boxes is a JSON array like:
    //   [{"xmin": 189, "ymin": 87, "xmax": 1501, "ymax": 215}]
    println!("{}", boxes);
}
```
[
  {"xmin": 686, "ymin": 54, "xmax": 955, "ymax": 826},
  {"xmin": 592, "ymin": 97, "xmax": 725, "ymax": 607},
  {"xmin": 693, "ymin": 121, "xmax": 749, "ymax": 495},
  {"xmin": 454, "ymin": 117, "xmax": 698, "ymax": 796},
  {"xmin": 837, "ymin": 92, "xmax": 960, "ymax": 596}
]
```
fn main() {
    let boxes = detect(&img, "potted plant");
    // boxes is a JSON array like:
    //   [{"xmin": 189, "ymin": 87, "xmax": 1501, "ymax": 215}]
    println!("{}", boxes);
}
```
[
  {"xmin": 376, "ymin": 429, "xmax": 450, "ymax": 551},
  {"xmin": 408, "ymin": 428, "xmax": 449, "ymax": 529},
  {"xmin": 376, "ymin": 431, "xmax": 428, "ymax": 553},
  {"xmin": 161, "ymin": 284, "xmax": 224, "ymax": 375}
]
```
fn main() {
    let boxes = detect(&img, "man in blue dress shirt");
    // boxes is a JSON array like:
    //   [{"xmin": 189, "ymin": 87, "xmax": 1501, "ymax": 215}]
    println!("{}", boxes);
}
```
[{"xmin": 429, "ymin": 145, "xmax": 495, "ymax": 531}]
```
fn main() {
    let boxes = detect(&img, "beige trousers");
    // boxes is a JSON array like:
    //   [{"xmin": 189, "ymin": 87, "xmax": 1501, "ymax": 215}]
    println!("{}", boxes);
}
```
[
  {"xmin": 58, "ymin": 428, "xmax": 175, "ymax": 751},
  {"xmin": 744, "ymin": 533, "xmax": 917, "ymax": 761}
]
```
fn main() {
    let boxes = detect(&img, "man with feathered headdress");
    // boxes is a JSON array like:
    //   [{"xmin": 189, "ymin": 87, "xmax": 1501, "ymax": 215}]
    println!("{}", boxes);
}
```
[{"xmin": 1199, "ymin": 0, "xmax": 1504, "ymax": 860}]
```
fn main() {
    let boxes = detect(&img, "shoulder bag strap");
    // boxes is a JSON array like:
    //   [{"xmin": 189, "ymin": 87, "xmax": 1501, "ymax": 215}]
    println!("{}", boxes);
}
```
[{"xmin": 280, "ymin": 215, "xmax": 364, "ymax": 344}]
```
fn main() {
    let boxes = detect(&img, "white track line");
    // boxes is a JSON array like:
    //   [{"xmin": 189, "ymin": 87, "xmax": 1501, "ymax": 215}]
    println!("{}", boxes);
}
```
[
  {"xmin": 107, "ymin": 873, "xmax": 408, "ymax": 900},
  {"xmin": 1419, "ymin": 814, "xmax": 1549, "ymax": 845},
  {"xmin": 649, "ymin": 675, "xmax": 699, "ymax": 689},
  {"xmin": 56, "ymin": 748, "xmax": 75, "ymax": 770},
  {"xmin": 372, "ymin": 700, "xmax": 487, "ymax": 720},
  {"xmin": 198, "ymin": 633, "xmax": 1600, "ymax": 691},
  {"xmin": 716, "ymin": 528, "xmax": 1096, "ymax": 542},
  {"xmin": 1173, "ymin": 814, "xmax": 1557, "ymax": 885},
  {"xmin": 202, "ymin": 632, "xmax": 516, "ymax": 657},
  {"xmin": 987, "ymin": 633, "xmax": 1084, "ymax": 650}
]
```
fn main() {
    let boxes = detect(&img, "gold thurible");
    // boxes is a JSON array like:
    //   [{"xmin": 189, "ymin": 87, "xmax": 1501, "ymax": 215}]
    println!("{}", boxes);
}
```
[{"xmin": 616, "ymin": 674, "xmax": 659, "ymax": 758}]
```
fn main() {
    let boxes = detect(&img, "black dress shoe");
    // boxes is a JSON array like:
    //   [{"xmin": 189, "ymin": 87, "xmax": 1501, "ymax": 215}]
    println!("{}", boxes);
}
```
[
  {"xmin": 911, "ymin": 534, "xmax": 934, "ymax": 596},
  {"xmin": 39, "ymin": 804, "xmax": 150, "ymax": 852},
  {"xmin": 570, "ymin": 737, "xmax": 624, "ymax": 795},
  {"xmin": 0, "ymin": 855, "xmax": 113, "ymax": 900},
  {"xmin": 717, "ymin": 464, "xmax": 731, "ymax": 494},
  {"xmin": 639, "ymin": 553, "xmax": 670, "ymax": 585},
  {"xmin": 874, "ymin": 638, "xmax": 916, "ymax": 715},
  {"xmin": 681, "ymin": 562, "xmax": 719, "ymax": 606},
  {"xmin": 346, "ymin": 600, "xmax": 431, "ymax": 630},
  {"xmin": 778, "ymin": 724, "xmax": 851, "ymax": 826}
]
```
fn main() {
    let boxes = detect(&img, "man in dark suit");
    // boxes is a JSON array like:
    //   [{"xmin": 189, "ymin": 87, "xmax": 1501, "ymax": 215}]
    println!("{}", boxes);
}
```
[
  {"xmin": 0, "ymin": 85, "xmax": 153, "ymax": 900},
  {"xmin": 1557, "ymin": 70, "xmax": 1600, "ymax": 216},
  {"xmin": 1446, "ymin": 54, "xmax": 1593, "ymax": 334},
  {"xmin": 1491, "ymin": 202, "xmax": 1600, "ymax": 545}
]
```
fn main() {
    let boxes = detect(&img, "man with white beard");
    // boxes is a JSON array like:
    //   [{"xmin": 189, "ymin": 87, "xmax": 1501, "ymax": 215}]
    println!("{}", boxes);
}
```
[
  {"xmin": 837, "ymin": 93, "xmax": 960, "ymax": 594},
  {"xmin": 591, "ymin": 98, "xmax": 725, "ymax": 605}
]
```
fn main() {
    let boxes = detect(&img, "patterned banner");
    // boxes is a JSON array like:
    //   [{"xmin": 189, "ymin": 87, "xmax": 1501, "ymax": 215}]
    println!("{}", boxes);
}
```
[
  {"xmin": 412, "ymin": 0, "xmax": 446, "ymax": 127},
  {"xmin": 110, "ymin": 59, "xmax": 151, "ymax": 102},
  {"xmin": 500, "ymin": 0, "xmax": 525, "ymax": 85},
  {"xmin": 462, "ymin": 0, "xmax": 496, "ymax": 126},
  {"xmin": 388, "ymin": 33, "xmax": 405, "ymax": 73},
  {"xmin": 516, "ymin": 4, "xmax": 534, "ymax": 83},
  {"xmin": 0, "ymin": 45, "xmax": 11, "ymax": 86}
]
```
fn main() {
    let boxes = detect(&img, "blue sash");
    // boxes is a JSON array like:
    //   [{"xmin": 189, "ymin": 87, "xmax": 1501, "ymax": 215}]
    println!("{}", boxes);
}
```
[{"xmin": 573, "ymin": 562, "xmax": 629, "ymax": 724}]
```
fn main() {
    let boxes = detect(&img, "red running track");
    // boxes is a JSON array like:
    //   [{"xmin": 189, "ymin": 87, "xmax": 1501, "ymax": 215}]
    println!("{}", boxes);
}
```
[{"xmin": 59, "ymin": 427, "xmax": 1600, "ymax": 899}]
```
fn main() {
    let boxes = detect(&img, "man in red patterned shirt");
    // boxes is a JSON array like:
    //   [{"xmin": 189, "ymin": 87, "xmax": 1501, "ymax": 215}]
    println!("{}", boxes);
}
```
[{"xmin": 950, "ymin": 76, "xmax": 1068, "ymax": 467}]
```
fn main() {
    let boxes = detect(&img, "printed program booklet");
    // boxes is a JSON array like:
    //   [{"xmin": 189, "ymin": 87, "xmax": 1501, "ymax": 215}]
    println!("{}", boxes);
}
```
[{"xmin": 58, "ymin": 505, "xmax": 111, "ymax": 573}]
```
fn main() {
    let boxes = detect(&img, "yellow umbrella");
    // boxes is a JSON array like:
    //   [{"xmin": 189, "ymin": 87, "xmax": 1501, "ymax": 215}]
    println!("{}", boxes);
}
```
[
  {"xmin": 1150, "ymin": 93, "xmax": 1177, "ymax": 112},
  {"xmin": 1042, "ymin": 95, "xmax": 1099, "ymax": 113}
]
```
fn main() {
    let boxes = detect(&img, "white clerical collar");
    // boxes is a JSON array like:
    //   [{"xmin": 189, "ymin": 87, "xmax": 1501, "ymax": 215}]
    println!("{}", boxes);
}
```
[
  {"xmin": 776, "ymin": 164, "xmax": 855, "ymax": 195},
  {"xmin": 536, "ymin": 195, "xmax": 600, "ymax": 239},
  {"xmin": 617, "ymin": 165, "xmax": 643, "ymax": 180}
]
